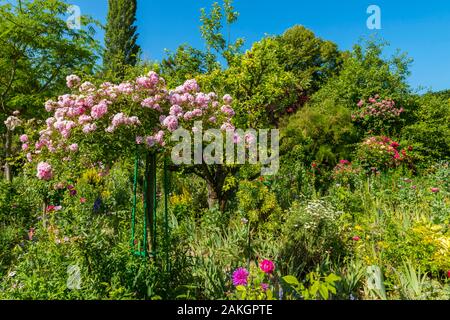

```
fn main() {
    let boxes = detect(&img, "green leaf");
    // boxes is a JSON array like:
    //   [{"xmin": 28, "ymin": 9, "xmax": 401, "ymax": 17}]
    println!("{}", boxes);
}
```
[
  {"xmin": 325, "ymin": 273, "xmax": 341, "ymax": 283},
  {"xmin": 283, "ymin": 275, "xmax": 300, "ymax": 286},
  {"xmin": 310, "ymin": 281, "xmax": 320, "ymax": 296},
  {"xmin": 319, "ymin": 284, "xmax": 329, "ymax": 300}
]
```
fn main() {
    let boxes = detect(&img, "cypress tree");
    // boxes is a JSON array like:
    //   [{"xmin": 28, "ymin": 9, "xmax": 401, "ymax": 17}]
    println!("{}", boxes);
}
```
[{"xmin": 103, "ymin": 0, "xmax": 140, "ymax": 79}]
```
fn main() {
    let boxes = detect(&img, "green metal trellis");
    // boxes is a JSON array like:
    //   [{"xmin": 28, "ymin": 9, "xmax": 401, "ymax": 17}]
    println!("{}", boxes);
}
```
[{"xmin": 130, "ymin": 148, "xmax": 170, "ymax": 263}]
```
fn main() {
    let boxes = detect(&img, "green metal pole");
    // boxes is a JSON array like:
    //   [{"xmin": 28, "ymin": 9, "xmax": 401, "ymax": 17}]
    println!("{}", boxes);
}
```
[
  {"xmin": 143, "ymin": 152, "xmax": 149, "ymax": 257},
  {"xmin": 131, "ymin": 149, "xmax": 139, "ymax": 250},
  {"xmin": 152, "ymin": 153, "xmax": 157, "ymax": 255},
  {"xmin": 163, "ymin": 157, "xmax": 170, "ymax": 270}
]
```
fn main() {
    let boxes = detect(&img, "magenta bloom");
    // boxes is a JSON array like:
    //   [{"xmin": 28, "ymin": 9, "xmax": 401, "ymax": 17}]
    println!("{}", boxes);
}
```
[
  {"xmin": 431, "ymin": 188, "xmax": 440, "ymax": 193},
  {"xmin": 352, "ymin": 236, "xmax": 361, "ymax": 241},
  {"xmin": 36, "ymin": 162, "xmax": 53, "ymax": 181},
  {"xmin": 261, "ymin": 283, "xmax": 269, "ymax": 291},
  {"xmin": 232, "ymin": 268, "xmax": 249, "ymax": 286},
  {"xmin": 260, "ymin": 259, "xmax": 275, "ymax": 274}
]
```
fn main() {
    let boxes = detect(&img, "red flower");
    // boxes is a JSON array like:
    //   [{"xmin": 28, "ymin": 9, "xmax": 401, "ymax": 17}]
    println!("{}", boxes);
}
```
[
  {"xmin": 408, "ymin": 146, "xmax": 413, "ymax": 151},
  {"xmin": 352, "ymin": 236, "xmax": 361, "ymax": 241},
  {"xmin": 47, "ymin": 205, "xmax": 56, "ymax": 212},
  {"xmin": 260, "ymin": 259, "xmax": 275, "ymax": 274},
  {"xmin": 390, "ymin": 142, "xmax": 400, "ymax": 149},
  {"xmin": 312, "ymin": 162, "xmax": 317, "ymax": 168},
  {"xmin": 447, "ymin": 270, "xmax": 450, "ymax": 279},
  {"xmin": 80, "ymin": 197, "xmax": 87, "ymax": 204},
  {"xmin": 431, "ymin": 188, "xmax": 440, "ymax": 193},
  {"xmin": 340, "ymin": 160, "xmax": 350, "ymax": 165}
]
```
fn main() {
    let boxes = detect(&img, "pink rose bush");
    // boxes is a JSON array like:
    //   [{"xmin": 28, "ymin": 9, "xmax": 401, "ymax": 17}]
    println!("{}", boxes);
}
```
[
  {"xmin": 24, "ymin": 72, "xmax": 236, "ymax": 179},
  {"xmin": 357, "ymin": 136, "xmax": 412, "ymax": 172},
  {"xmin": 352, "ymin": 95, "xmax": 404, "ymax": 134},
  {"xmin": 332, "ymin": 160, "xmax": 361, "ymax": 187}
]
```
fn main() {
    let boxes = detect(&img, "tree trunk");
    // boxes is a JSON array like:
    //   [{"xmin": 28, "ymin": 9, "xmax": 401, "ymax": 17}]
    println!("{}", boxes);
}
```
[
  {"xmin": 207, "ymin": 180, "xmax": 227, "ymax": 212},
  {"xmin": 4, "ymin": 129, "xmax": 12, "ymax": 182},
  {"xmin": 207, "ymin": 182, "xmax": 219, "ymax": 209},
  {"xmin": 144, "ymin": 152, "xmax": 157, "ymax": 255}
]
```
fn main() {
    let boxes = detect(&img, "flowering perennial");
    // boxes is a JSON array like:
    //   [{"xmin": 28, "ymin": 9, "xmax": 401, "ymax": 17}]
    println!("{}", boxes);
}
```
[{"xmin": 26, "ymin": 72, "xmax": 235, "ymax": 180}]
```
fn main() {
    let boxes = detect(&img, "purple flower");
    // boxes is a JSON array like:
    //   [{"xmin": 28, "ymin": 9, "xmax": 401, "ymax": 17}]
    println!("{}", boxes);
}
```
[
  {"xmin": 232, "ymin": 268, "xmax": 249, "ymax": 286},
  {"xmin": 261, "ymin": 283, "xmax": 269, "ymax": 291}
]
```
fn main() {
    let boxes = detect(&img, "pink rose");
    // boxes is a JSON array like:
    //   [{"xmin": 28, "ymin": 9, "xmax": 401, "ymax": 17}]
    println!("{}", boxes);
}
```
[{"xmin": 36, "ymin": 162, "xmax": 53, "ymax": 181}]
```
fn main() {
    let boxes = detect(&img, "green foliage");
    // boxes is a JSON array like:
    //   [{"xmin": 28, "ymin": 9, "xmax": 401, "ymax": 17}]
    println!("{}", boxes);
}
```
[
  {"xmin": 0, "ymin": 0, "xmax": 99, "ymax": 122},
  {"xmin": 280, "ymin": 200, "xmax": 347, "ymax": 276},
  {"xmin": 103, "ymin": 0, "xmax": 141, "ymax": 80},
  {"xmin": 161, "ymin": 45, "xmax": 219, "ymax": 88},
  {"xmin": 236, "ymin": 179, "xmax": 281, "ymax": 230},
  {"xmin": 402, "ymin": 93, "xmax": 450, "ymax": 163},
  {"xmin": 1, "ymin": 0, "xmax": 450, "ymax": 302},
  {"xmin": 275, "ymin": 25, "xmax": 341, "ymax": 93},
  {"xmin": 199, "ymin": 0, "xmax": 243, "ymax": 65},
  {"xmin": 282, "ymin": 100, "xmax": 357, "ymax": 169},
  {"xmin": 282, "ymin": 272, "xmax": 341, "ymax": 300}
]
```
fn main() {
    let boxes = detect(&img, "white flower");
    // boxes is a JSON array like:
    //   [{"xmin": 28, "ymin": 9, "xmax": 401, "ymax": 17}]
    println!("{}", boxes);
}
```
[{"xmin": 4, "ymin": 116, "xmax": 22, "ymax": 131}]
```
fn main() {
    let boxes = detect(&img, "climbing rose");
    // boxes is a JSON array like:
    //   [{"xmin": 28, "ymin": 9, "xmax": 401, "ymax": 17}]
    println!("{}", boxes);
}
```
[
  {"xmin": 36, "ymin": 162, "xmax": 53, "ymax": 181},
  {"xmin": 223, "ymin": 94, "xmax": 233, "ymax": 105},
  {"xmin": 20, "ymin": 134, "xmax": 28, "ymax": 143},
  {"xmin": 136, "ymin": 136, "xmax": 144, "ymax": 145},
  {"xmin": 232, "ymin": 268, "xmax": 249, "ymax": 286},
  {"xmin": 91, "ymin": 100, "xmax": 109, "ymax": 119},
  {"xmin": 66, "ymin": 75, "xmax": 81, "ymax": 89},
  {"xmin": 260, "ymin": 259, "xmax": 275, "ymax": 274},
  {"xmin": 221, "ymin": 105, "xmax": 235, "ymax": 117},
  {"xmin": 162, "ymin": 115, "xmax": 178, "ymax": 132}
]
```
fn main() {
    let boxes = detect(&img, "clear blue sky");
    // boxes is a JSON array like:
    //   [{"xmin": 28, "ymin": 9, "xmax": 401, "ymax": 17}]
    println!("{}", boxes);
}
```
[{"xmin": 70, "ymin": 0, "xmax": 450, "ymax": 92}]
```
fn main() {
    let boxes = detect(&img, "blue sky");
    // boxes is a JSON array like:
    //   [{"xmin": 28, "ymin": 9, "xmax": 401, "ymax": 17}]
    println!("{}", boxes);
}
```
[{"xmin": 70, "ymin": 0, "xmax": 450, "ymax": 92}]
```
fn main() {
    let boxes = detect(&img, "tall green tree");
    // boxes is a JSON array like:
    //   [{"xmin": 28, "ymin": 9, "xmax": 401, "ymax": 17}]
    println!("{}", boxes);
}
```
[
  {"xmin": 0, "ymin": 0, "xmax": 99, "ymax": 181},
  {"xmin": 103, "ymin": 0, "xmax": 140, "ymax": 79}
]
